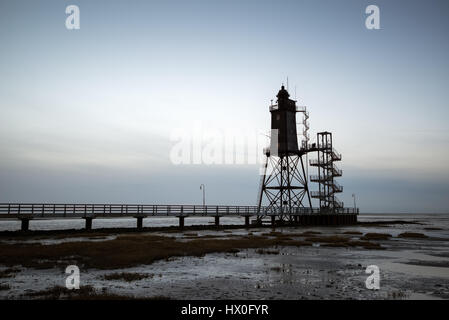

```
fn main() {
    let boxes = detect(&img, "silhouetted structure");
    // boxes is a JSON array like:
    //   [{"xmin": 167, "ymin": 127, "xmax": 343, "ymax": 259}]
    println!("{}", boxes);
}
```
[
  {"xmin": 257, "ymin": 86, "xmax": 312, "ymax": 220},
  {"xmin": 310, "ymin": 132, "xmax": 343, "ymax": 211},
  {"xmin": 258, "ymin": 86, "xmax": 353, "ymax": 217}
]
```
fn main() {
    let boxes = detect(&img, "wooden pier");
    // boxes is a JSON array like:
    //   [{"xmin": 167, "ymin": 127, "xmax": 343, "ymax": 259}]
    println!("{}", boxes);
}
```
[{"xmin": 0, "ymin": 203, "xmax": 359, "ymax": 231}]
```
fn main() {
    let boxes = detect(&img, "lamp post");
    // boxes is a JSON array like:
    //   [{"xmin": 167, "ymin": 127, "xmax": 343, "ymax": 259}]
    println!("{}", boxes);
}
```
[
  {"xmin": 200, "ymin": 184, "xmax": 206, "ymax": 208},
  {"xmin": 352, "ymin": 193, "xmax": 357, "ymax": 211}
]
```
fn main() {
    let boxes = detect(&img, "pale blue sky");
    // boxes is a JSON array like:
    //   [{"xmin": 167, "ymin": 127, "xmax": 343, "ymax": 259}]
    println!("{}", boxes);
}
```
[{"xmin": 0, "ymin": 0, "xmax": 448, "ymax": 212}]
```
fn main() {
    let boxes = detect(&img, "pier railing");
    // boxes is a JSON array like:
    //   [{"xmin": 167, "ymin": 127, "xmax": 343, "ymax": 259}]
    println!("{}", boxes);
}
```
[{"xmin": 0, "ymin": 203, "xmax": 358, "ymax": 218}]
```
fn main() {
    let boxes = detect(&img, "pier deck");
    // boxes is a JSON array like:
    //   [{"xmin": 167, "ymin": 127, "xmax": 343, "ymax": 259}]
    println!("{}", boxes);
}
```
[{"xmin": 0, "ymin": 203, "xmax": 359, "ymax": 231}]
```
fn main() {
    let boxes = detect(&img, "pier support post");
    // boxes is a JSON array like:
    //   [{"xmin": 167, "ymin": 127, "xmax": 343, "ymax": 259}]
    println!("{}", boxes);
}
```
[
  {"xmin": 83, "ymin": 217, "xmax": 93, "ymax": 230},
  {"xmin": 245, "ymin": 216, "xmax": 250, "ymax": 227},
  {"xmin": 271, "ymin": 215, "xmax": 276, "ymax": 226},
  {"xmin": 215, "ymin": 216, "xmax": 220, "ymax": 227},
  {"xmin": 136, "ymin": 216, "xmax": 144, "ymax": 230},
  {"xmin": 19, "ymin": 218, "xmax": 31, "ymax": 232},
  {"xmin": 179, "ymin": 216, "xmax": 184, "ymax": 229}
]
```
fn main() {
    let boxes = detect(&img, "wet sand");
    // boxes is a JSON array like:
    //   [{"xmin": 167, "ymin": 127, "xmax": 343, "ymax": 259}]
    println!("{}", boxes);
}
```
[{"xmin": 0, "ymin": 214, "xmax": 448, "ymax": 300}]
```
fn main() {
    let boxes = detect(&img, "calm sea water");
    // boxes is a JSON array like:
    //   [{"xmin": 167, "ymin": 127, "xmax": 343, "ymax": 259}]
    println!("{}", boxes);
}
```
[{"xmin": 0, "ymin": 213, "xmax": 448, "ymax": 232}]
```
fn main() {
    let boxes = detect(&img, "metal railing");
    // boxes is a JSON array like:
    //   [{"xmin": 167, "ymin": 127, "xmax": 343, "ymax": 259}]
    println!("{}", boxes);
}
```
[
  {"xmin": 0, "ymin": 203, "xmax": 358, "ymax": 218},
  {"xmin": 310, "ymin": 174, "xmax": 333, "ymax": 182},
  {"xmin": 331, "ymin": 148, "xmax": 342, "ymax": 161},
  {"xmin": 332, "ymin": 166, "xmax": 343, "ymax": 176},
  {"xmin": 296, "ymin": 106, "xmax": 307, "ymax": 112},
  {"xmin": 334, "ymin": 199, "xmax": 344, "ymax": 208},
  {"xmin": 332, "ymin": 181, "xmax": 343, "ymax": 193}
]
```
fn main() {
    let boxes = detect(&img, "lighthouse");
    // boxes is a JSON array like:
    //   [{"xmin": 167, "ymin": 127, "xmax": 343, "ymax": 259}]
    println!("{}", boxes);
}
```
[
  {"xmin": 269, "ymin": 85, "xmax": 300, "ymax": 155},
  {"xmin": 257, "ymin": 86, "xmax": 312, "ymax": 219}
]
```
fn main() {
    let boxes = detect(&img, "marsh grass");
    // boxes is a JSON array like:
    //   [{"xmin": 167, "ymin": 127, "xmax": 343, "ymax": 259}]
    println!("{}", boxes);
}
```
[
  {"xmin": 0, "ymin": 232, "xmax": 384, "ymax": 270},
  {"xmin": 25, "ymin": 285, "xmax": 171, "ymax": 300},
  {"xmin": 397, "ymin": 232, "xmax": 428, "ymax": 239},
  {"xmin": 182, "ymin": 233, "xmax": 237, "ymax": 240},
  {"xmin": 300, "ymin": 231, "xmax": 321, "ymax": 236},
  {"xmin": 256, "ymin": 249, "xmax": 280, "ymax": 255},
  {"xmin": 340, "ymin": 241, "xmax": 382, "ymax": 249},
  {"xmin": 0, "ymin": 234, "xmax": 288, "ymax": 269},
  {"xmin": 0, "ymin": 224, "xmax": 252, "ymax": 241},
  {"xmin": 0, "ymin": 284, "xmax": 10, "ymax": 291},
  {"xmin": 360, "ymin": 233, "xmax": 391, "ymax": 241},
  {"xmin": 27, "ymin": 285, "xmax": 97, "ymax": 299},
  {"xmin": 342, "ymin": 231, "xmax": 363, "ymax": 235},
  {"xmin": 0, "ymin": 267, "xmax": 20, "ymax": 278},
  {"xmin": 262, "ymin": 231, "xmax": 284, "ymax": 237},
  {"xmin": 261, "ymin": 231, "xmax": 305, "ymax": 238},
  {"xmin": 388, "ymin": 290, "xmax": 408, "ymax": 299},
  {"xmin": 358, "ymin": 220, "xmax": 423, "ymax": 227},
  {"xmin": 304, "ymin": 236, "xmax": 382, "ymax": 249},
  {"xmin": 304, "ymin": 236, "xmax": 350, "ymax": 243},
  {"xmin": 103, "ymin": 272, "xmax": 152, "ymax": 282}
]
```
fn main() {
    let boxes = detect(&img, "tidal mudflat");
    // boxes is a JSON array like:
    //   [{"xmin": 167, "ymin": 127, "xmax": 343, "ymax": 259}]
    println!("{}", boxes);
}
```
[{"xmin": 0, "ymin": 214, "xmax": 448, "ymax": 300}]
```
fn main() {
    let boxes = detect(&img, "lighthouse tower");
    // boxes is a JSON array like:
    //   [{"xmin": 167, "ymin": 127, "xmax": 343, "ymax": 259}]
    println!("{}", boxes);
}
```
[{"xmin": 257, "ymin": 86, "xmax": 312, "ymax": 219}]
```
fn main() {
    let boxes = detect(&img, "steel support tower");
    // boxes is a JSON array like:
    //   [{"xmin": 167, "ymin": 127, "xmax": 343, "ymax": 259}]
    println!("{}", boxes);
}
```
[
  {"xmin": 310, "ymin": 132, "xmax": 344, "ymax": 212},
  {"xmin": 257, "ymin": 86, "xmax": 312, "ymax": 220}
]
